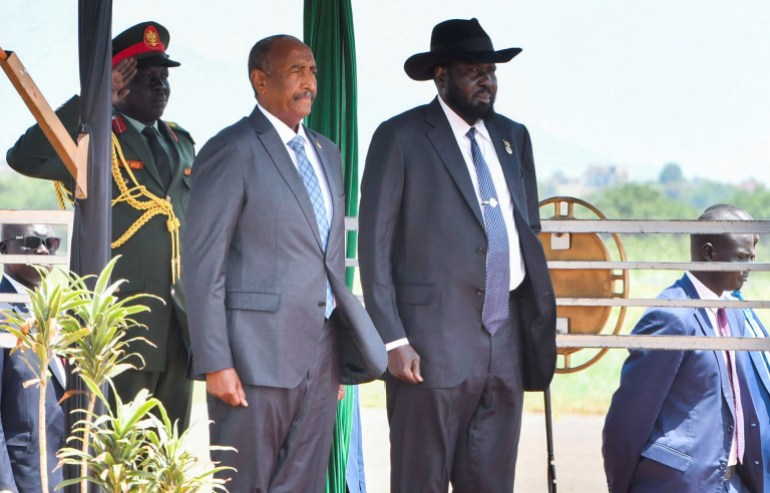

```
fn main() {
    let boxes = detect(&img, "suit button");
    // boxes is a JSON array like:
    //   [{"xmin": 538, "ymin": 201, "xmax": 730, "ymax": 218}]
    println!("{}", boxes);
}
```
[
  {"xmin": 719, "ymin": 461, "xmax": 727, "ymax": 471},
  {"xmin": 477, "ymin": 246, "xmax": 487, "ymax": 255},
  {"xmin": 318, "ymin": 301, "xmax": 326, "ymax": 307},
  {"xmin": 728, "ymin": 424, "xmax": 734, "ymax": 433},
  {"xmin": 476, "ymin": 289, "xmax": 485, "ymax": 297}
]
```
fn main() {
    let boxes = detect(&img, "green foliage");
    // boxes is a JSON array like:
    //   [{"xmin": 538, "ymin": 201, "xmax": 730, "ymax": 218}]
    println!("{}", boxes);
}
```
[
  {"xmin": 728, "ymin": 184, "xmax": 770, "ymax": 219},
  {"xmin": 2, "ymin": 267, "xmax": 90, "ymax": 385},
  {"xmin": 0, "ymin": 169, "xmax": 62, "ymax": 209},
  {"xmin": 587, "ymin": 183, "xmax": 697, "ymax": 219},
  {"xmin": 1, "ymin": 259, "xmax": 230, "ymax": 492},
  {"xmin": 658, "ymin": 162, "xmax": 683, "ymax": 184},
  {"xmin": 64, "ymin": 256, "xmax": 157, "ymax": 396},
  {"xmin": 58, "ymin": 389, "xmax": 160, "ymax": 492},
  {"xmin": 144, "ymin": 397, "xmax": 234, "ymax": 493},
  {"xmin": 1, "ymin": 266, "xmax": 91, "ymax": 493},
  {"xmin": 58, "ymin": 388, "xmax": 233, "ymax": 493}
]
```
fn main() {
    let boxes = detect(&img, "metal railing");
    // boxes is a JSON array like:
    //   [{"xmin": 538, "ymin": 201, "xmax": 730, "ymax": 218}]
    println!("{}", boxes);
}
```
[{"xmin": 345, "ymin": 216, "xmax": 770, "ymax": 352}]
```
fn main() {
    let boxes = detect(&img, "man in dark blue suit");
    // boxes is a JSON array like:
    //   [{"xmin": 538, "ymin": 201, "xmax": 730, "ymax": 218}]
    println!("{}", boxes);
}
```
[
  {"xmin": 0, "ymin": 224, "xmax": 66, "ymax": 493},
  {"xmin": 603, "ymin": 204, "xmax": 765, "ymax": 493},
  {"xmin": 733, "ymin": 289, "xmax": 770, "ymax": 486}
]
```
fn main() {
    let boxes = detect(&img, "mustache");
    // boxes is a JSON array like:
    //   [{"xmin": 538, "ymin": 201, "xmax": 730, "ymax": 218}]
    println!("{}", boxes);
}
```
[{"xmin": 293, "ymin": 90, "xmax": 315, "ymax": 102}]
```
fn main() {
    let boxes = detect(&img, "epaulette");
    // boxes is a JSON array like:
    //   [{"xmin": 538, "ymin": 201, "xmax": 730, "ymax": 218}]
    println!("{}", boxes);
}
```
[
  {"xmin": 165, "ymin": 121, "xmax": 195, "ymax": 145},
  {"xmin": 112, "ymin": 115, "xmax": 128, "ymax": 135}
]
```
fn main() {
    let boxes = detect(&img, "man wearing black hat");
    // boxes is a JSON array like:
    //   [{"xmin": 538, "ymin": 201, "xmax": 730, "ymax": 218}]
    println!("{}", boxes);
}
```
[
  {"xmin": 6, "ymin": 21, "xmax": 195, "ymax": 431},
  {"xmin": 359, "ymin": 18, "xmax": 556, "ymax": 492}
]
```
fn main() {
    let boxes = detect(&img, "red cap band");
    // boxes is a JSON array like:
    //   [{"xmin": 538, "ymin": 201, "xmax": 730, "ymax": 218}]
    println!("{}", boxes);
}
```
[{"xmin": 112, "ymin": 25, "xmax": 167, "ymax": 66}]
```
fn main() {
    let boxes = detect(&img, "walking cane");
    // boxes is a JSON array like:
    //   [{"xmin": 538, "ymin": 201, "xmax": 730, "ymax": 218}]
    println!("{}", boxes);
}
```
[{"xmin": 545, "ymin": 388, "xmax": 557, "ymax": 493}]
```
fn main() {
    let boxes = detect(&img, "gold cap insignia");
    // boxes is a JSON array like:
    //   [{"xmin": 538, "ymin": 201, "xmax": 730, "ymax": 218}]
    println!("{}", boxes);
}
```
[{"xmin": 144, "ymin": 26, "xmax": 161, "ymax": 48}]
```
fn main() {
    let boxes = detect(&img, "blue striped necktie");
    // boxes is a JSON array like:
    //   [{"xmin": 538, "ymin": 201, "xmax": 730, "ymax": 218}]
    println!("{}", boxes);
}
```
[
  {"xmin": 288, "ymin": 135, "xmax": 334, "ymax": 318},
  {"xmin": 467, "ymin": 127, "xmax": 510, "ymax": 335}
]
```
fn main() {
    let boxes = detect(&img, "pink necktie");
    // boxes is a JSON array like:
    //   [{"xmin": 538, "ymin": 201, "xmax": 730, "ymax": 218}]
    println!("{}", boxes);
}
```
[{"xmin": 717, "ymin": 308, "xmax": 745, "ymax": 463}]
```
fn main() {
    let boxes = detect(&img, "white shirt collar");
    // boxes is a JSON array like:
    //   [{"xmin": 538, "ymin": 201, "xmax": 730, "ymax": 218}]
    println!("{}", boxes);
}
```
[
  {"xmin": 686, "ymin": 271, "xmax": 723, "ymax": 300},
  {"xmin": 257, "ymin": 102, "xmax": 312, "ymax": 146},
  {"xmin": 686, "ymin": 271, "xmax": 725, "ymax": 316},
  {"xmin": 437, "ymin": 96, "xmax": 492, "ymax": 145}
]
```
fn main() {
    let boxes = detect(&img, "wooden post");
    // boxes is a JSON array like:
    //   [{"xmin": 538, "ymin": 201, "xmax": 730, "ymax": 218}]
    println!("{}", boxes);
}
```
[{"xmin": 1, "ymin": 47, "xmax": 88, "ymax": 198}]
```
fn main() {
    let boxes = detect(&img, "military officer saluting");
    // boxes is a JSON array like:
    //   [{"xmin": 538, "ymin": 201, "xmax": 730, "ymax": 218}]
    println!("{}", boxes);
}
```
[{"xmin": 6, "ymin": 21, "xmax": 195, "ymax": 431}]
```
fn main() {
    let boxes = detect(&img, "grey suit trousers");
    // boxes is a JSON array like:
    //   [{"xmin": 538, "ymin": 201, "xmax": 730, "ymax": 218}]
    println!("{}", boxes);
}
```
[
  {"xmin": 209, "ymin": 318, "xmax": 340, "ymax": 493},
  {"xmin": 386, "ymin": 303, "xmax": 524, "ymax": 493}
]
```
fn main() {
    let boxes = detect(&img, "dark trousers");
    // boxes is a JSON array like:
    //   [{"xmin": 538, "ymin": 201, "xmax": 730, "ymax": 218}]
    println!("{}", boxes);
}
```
[
  {"xmin": 111, "ymin": 315, "xmax": 193, "ymax": 431},
  {"xmin": 210, "ymin": 318, "xmax": 340, "ymax": 493},
  {"xmin": 387, "ymin": 312, "xmax": 524, "ymax": 493}
]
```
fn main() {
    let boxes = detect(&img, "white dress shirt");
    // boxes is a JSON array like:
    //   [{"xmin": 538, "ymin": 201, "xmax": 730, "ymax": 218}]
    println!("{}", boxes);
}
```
[
  {"xmin": 438, "ymin": 96, "xmax": 525, "ymax": 290},
  {"xmin": 385, "ymin": 99, "xmax": 527, "ymax": 352}
]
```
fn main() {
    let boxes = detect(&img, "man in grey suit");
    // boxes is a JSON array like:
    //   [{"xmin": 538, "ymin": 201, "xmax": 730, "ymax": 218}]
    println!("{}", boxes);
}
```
[
  {"xmin": 183, "ymin": 35, "xmax": 386, "ymax": 493},
  {"xmin": 359, "ymin": 18, "xmax": 556, "ymax": 493}
]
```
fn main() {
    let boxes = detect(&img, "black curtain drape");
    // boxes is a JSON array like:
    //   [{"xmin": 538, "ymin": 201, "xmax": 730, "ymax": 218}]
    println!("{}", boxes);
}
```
[
  {"xmin": 64, "ymin": 2, "xmax": 112, "ymax": 490},
  {"xmin": 72, "ymin": 0, "xmax": 112, "ymax": 276}
]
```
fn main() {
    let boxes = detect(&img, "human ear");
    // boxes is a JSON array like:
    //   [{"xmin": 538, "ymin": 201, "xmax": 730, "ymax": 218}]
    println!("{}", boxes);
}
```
[
  {"xmin": 250, "ymin": 69, "xmax": 267, "ymax": 96},
  {"xmin": 435, "ymin": 66, "xmax": 448, "ymax": 89}
]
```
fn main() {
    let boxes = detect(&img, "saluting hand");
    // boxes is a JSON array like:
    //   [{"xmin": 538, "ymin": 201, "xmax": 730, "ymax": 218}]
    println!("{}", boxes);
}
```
[
  {"xmin": 111, "ymin": 57, "xmax": 137, "ymax": 106},
  {"xmin": 388, "ymin": 344, "xmax": 423, "ymax": 385},
  {"xmin": 206, "ymin": 367, "xmax": 249, "ymax": 407}
]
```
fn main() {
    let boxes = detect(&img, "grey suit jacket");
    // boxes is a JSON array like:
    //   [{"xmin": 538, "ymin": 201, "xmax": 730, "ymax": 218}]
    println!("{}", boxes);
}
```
[
  {"xmin": 183, "ymin": 105, "xmax": 385, "ymax": 388},
  {"xmin": 359, "ymin": 97, "xmax": 556, "ymax": 390}
]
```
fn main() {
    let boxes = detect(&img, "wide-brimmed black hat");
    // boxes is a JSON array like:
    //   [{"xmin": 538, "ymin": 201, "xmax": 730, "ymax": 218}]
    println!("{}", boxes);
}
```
[
  {"xmin": 112, "ymin": 21, "xmax": 180, "ymax": 68},
  {"xmin": 404, "ymin": 18, "xmax": 521, "ymax": 81}
]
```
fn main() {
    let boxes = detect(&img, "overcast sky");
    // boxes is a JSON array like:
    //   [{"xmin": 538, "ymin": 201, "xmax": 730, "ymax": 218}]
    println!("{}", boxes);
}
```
[{"xmin": 2, "ymin": 1, "xmax": 770, "ymax": 186}]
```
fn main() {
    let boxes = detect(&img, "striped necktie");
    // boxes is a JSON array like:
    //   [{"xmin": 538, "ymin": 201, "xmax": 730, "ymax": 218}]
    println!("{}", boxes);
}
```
[
  {"xmin": 288, "ymin": 135, "xmax": 334, "ymax": 318},
  {"xmin": 467, "ymin": 127, "xmax": 510, "ymax": 335},
  {"xmin": 717, "ymin": 308, "xmax": 745, "ymax": 463}
]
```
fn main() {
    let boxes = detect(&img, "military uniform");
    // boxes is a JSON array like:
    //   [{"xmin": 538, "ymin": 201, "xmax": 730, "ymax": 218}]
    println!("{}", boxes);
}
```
[{"xmin": 4, "ymin": 21, "xmax": 195, "ymax": 430}]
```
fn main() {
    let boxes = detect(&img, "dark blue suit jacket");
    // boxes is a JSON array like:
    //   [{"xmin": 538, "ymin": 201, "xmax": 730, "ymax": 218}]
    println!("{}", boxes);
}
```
[
  {"xmin": 602, "ymin": 274, "xmax": 764, "ymax": 493},
  {"xmin": 734, "ymin": 295, "xmax": 770, "ymax": 486},
  {"xmin": 0, "ymin": 276, "xmax": 66, "ymax": 493}
]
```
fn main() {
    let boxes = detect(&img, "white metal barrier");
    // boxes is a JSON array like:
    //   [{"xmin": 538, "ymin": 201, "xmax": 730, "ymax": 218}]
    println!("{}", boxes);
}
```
[{"xmin": 344, "ymin": 216, "xmax": 770, "ymax": 352}]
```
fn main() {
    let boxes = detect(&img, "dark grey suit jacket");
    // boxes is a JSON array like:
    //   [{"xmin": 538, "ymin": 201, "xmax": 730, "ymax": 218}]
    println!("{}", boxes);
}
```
[
  {"xmin": 359, "ymin": 97, "xmax": 556, "ymax": 390},
  {"xmin": 183, "ymin": 105, "xmax": 385, "ymax": 388}
]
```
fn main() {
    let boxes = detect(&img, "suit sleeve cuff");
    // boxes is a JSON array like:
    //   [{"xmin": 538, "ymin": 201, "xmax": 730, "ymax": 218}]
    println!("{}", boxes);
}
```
[{"xmin": 385, "ymin": 338, "xmax": 409, "ymax": 351}]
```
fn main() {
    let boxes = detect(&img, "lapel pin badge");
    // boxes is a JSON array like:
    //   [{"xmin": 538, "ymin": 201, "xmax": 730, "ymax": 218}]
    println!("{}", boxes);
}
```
[
  {"xmin": 502, "ymin": 139, "xmax": 513, "ymax": 155},
  {"xmin": 315, "ymin": 139, "xmax": 322, "ymax": 150}
]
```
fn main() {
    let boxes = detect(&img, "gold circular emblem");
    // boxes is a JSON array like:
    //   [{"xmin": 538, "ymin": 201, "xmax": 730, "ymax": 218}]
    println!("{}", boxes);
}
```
[{"xmin": 144, "ymin": 26, "xmax": 160, "ymax": 48}]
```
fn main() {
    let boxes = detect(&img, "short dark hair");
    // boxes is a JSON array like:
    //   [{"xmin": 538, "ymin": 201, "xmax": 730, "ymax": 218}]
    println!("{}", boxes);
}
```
[
  {"xmin": 247, "ymin": 34, "xmax": 302, "ymax": 74},
  {"xmin": 691, "ymin": 203, "xmax": 752, "ymax": 252}
]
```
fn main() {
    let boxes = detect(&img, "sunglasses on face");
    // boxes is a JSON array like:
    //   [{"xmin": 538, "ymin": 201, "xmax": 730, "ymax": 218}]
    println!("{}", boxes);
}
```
[{"xmin": 3, "ymin": 235, "xmax": 61, "ymax": 253}]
